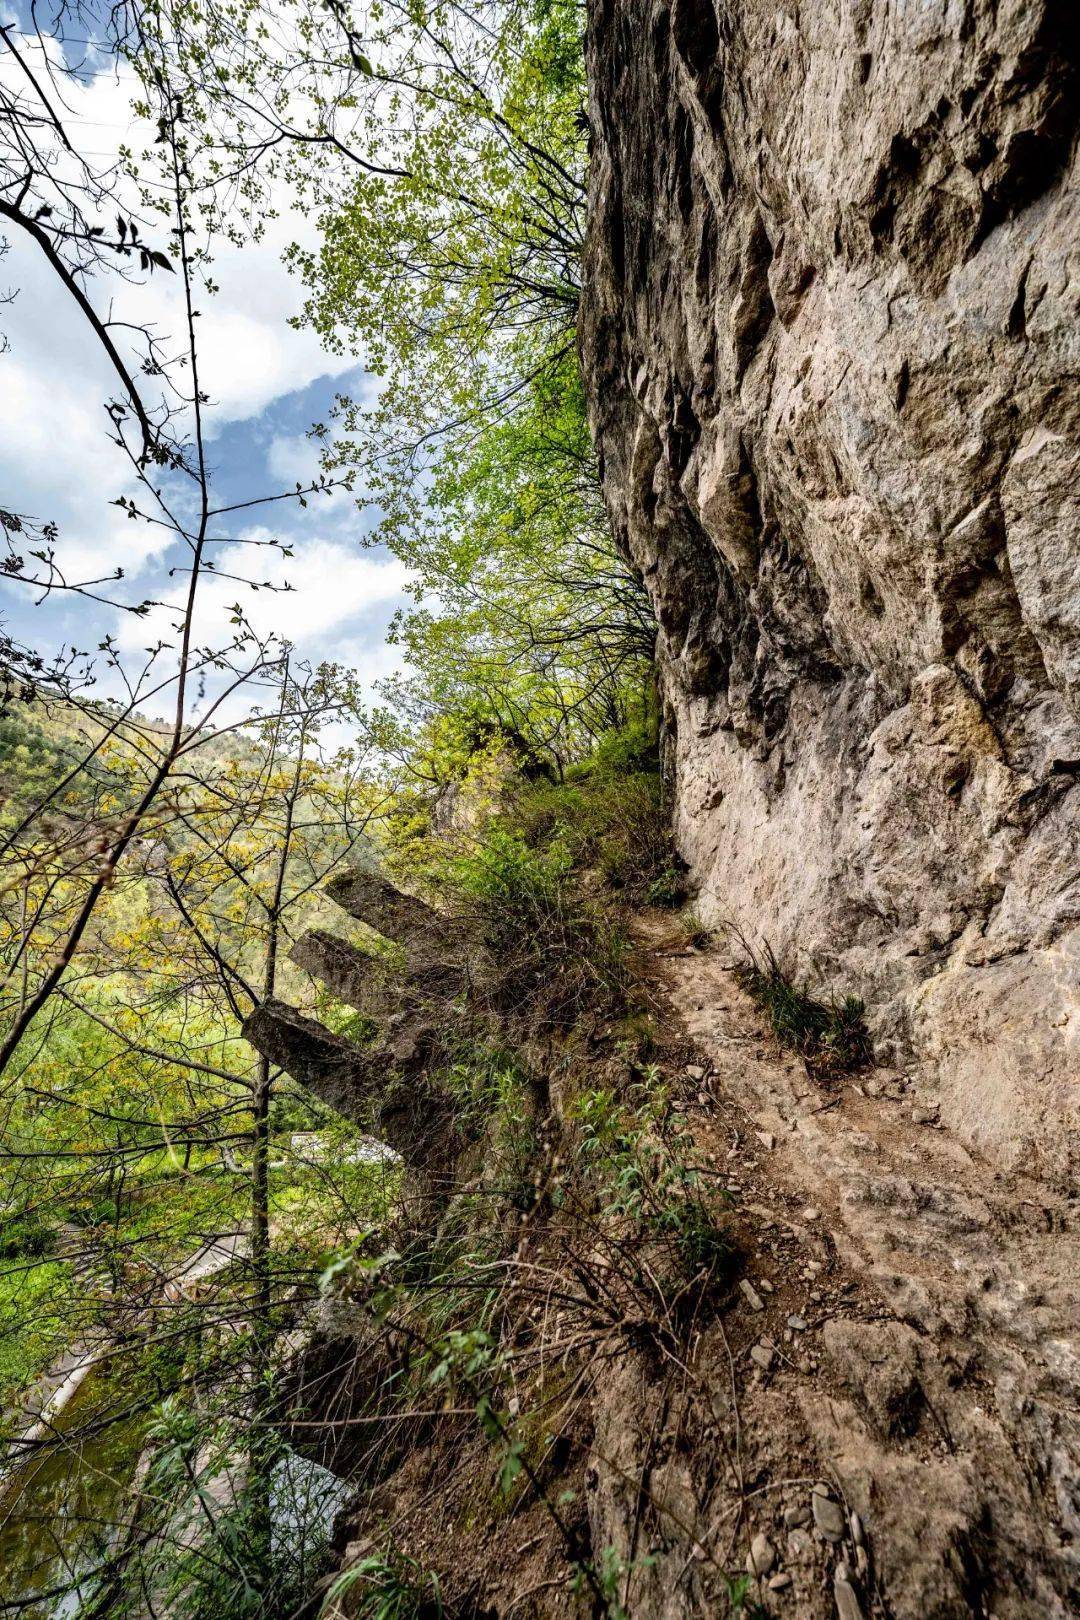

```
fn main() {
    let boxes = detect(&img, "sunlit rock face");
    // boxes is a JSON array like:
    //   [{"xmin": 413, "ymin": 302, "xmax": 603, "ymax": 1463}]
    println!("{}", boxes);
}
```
[{"xmin": 581, "ymin": 0, "xmax": 1079, "ymax": 1182}]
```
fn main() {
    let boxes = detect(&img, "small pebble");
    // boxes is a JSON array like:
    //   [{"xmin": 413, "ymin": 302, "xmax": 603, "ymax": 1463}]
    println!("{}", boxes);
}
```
[
  {"xmin": 686, "ymin": 1063, "xmax": 706, "ymax": 1080},
  {"xmin": 787, "ymin": 1314, "xmax": 808, "ymax": 1331},
  {"xmin": 746, "ymin": 1531, "xmax": 776, "ymax": 1578},
  {"xmin": 758, "ymin": 1277, "xmax": 775, "ymax": 1293},
  {"xmin": 787, "ymin": 1529, "xmax": 812, "ymax": 1561},
  {"xmin": 834, "ymin": 1569, "xmax": 866, "ymax": 1620},
  {"xmin": 850, "ymin": 1511, "xmax": 864, "ymax": 1546},
  {"xmin": 812, "ymin": 1492, "xmax": 846, "ymax": 1541},
  {"xmin": 756, "ymin": 1130, "xmax": 776, "ymax": 1150},
  {"xmin": 801, "ymin": 1206, "xmax": 820, "ymax": 1221},
  {"xmin": 750, "ymin": 1343, "xmax": 775, "ymax": 1372},
  {"xmin": 739, "ymin": 1278, "xmax": 764, "ymax": 1311},
  {"xmin": 783, "ymin": 1503, "xmax": 811, "ymax": 1529},
  {"xmin": 767, "ymin": 1572, "xmax": 792, "ymax": 1591}
]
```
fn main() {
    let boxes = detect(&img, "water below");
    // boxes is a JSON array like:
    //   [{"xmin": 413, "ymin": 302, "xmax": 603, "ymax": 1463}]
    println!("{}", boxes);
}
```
[
  {"xmin": 0, "ymin": 1364, "xmax": 351, "ymax": 1617},
  {"xmin": 0, "ymin": 1365, "xmax": 143, "ymax": 1618}
]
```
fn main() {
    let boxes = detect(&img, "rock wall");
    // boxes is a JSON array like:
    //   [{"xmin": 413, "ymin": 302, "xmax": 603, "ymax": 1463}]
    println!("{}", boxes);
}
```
[{"xmin": 580, "ymin": 0, "xmax": 1080, "ymax": 1185}]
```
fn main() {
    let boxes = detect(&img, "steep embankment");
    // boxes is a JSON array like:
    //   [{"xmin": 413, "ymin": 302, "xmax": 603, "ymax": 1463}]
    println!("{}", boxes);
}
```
[
  {"xmin": 287, "ymin": 880, "xmax": 1078, "ymax": 1619},
  {"xmin": 579, "ymin": 0, "xmax": 1079, "ymax": 1184}
]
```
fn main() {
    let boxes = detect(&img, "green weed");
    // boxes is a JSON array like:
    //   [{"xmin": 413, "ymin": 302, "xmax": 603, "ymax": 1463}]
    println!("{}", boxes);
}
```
[
  {"xmin": 734, "ymin": 940, "xmax": 871, "ymax": 1076},
  {"xmin": 679, "ymin": 907, "xmax": 713, "ymax": 949},
  {"xmin": 571, "ymin": 1079, "xmax": 729, "ymax": 1286},
  {"xmin": 327, "ymin": 1545, "xmax": 444, "ymax": 1619},
  {"xmin": 451, "ymin": 828, "xmax": 629, "ymax": 1024}
]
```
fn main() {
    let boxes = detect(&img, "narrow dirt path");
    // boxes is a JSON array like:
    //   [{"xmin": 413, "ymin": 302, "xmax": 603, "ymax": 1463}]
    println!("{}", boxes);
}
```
[{"xmin": 631, "ymin": 912, "xmax": 1078, "ymax": 1619}]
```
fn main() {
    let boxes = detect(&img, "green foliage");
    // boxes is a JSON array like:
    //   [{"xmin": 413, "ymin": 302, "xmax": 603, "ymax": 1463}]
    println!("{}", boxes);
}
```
[
  {"xmin": 571, "ymin": 1543, "xmax": 656, "ymax": 1620},
  {"xmin": 328, "ymin": 1546, "xmax": 443, "ymax": 1619},
  {"xmin": 290, "ymin": 0, "xmax": 654, "ymax": 770},
  {"xmin": 0, "ymin": 1257, "xmax": 74, "ymax": 1410},
  {"xmin": 734, "ymin": 940, "xmax": 871, "ymax": 1077},
  {"xmin": 495, "ymin": 737, "xmax": 677, "ymax": 903},
  {"xmin": 679, "ymin": 907, "xmax": 713, "ymax": 948},
  {"xmin": 571, "ymin": 1078, "xmax": 729, "ymax": 1283},
  {"xmin": 452, "ymin": 825, "xmax": 630, "ymax": 1024},
  {"xmin": 0, "ymin": 1213, "xmax": 57, "ymax": 1259},
  {"xmin": 444, "ymin": 1046, "xmax": 538, "ymax": 1210}
]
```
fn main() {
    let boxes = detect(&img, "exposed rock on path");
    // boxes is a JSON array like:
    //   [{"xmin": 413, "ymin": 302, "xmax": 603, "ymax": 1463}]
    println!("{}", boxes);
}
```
[{"xmin": 619, "ymin": 914, "xmax": 1079, "ymax": 1618}]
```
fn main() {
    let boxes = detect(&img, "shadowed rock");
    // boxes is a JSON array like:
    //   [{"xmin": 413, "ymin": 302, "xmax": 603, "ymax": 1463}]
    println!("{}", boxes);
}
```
[
  {"xmin": 290, "ymin": 929, "xmax": 393, "ymax": 1016},
  {"xmin": 244, "ymin": 999, "xmax": 381, "ymax": 1122},
  {"xmin": 324, "ymin": 870, "xmax": 442, "ymax": 948},
  {"xmin": 580, "ymin": 0, "xmax": 1080, "ymax": 1186},
  {"xmin": 245, "ymin": 873, "xmax": 475, "ymax": 1178},
  {"xmin": 243, "ymin": 999, "xmax": 446, "ymax": 1168}
]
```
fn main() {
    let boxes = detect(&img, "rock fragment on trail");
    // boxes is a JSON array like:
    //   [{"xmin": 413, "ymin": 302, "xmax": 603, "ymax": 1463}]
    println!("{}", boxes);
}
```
[
  {"xmin": 811, "ymin": 1491, "xmax": 846, "ymax": 1542},
  {"xmin": 745, "ymin": 1531, "xmax": 776, "ymax": 1577},
  {"xmin": 833, "ymin": 1565, "xmax": 866, "ymax": 1620}
]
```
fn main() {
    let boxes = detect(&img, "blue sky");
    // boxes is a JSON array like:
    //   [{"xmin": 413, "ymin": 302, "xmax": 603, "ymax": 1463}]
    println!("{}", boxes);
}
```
[{"xmin": 0, "ymin": 9, "xmax": 415, "ymax": 727}]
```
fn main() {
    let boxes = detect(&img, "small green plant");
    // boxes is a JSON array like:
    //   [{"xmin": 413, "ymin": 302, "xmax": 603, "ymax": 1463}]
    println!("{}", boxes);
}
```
[
  {"xmin": 614, "ymin": 1009, "xmax": 656, "ymax": 1064},
  {"xmin": 327, "ymin": 1546, "xmax": 443, "ymax": 1619},
  {"xmin": 724, "ymin": 1571, "xmax": 765, "ymax": 1616},
  {"xmin": 734, "ymin": 939, "xmax": 871, "ymax": 1076},
  {"xmin": 500, "ymin": 743, "xmax": 674, "ymax": 901},
  {"xmin": 571, "ymin": 1080, "xmax": 729, "ymax": 1286},
  {"xmin": 571, "ymin": 1544, "xmax": 657, "ymax": 1619},
  {"xmin": 0, "ymin": 1212, "xmax": 57, "ymax": 1259},
  {"xmin": 647, "ymin": 863, "xmax": 687, "ymax": 907},
  {"xmin": 451, "ymin": 827, "xmax": 629, "ymax": 1024},
  {"xmin": 679, "ymin": 907, "xmax": 712, "ymax": 948}
]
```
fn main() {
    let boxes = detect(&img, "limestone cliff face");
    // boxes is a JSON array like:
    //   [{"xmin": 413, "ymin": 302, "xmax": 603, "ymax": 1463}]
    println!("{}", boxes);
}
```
[{"xmin": 580, "ymin": 0, "xmax": 1080, "ymax": 1184}]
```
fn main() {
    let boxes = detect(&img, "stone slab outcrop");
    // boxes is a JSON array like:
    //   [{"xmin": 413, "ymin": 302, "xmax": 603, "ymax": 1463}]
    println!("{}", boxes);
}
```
[
  {"xmin": 242, "ymin": 872, "xmax": 466, "ymax": 1174},
  {"xmin": 580, "ymin": 0, "xmax": 1080, "ymax": 1183}
]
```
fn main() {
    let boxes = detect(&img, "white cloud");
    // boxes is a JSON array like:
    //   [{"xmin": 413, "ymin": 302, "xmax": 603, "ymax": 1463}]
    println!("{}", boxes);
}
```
[
  {"xmin": 0, "ymin": 26, "xmax": 414, "ymax": 700},
  {"xmin": 266, "ymin": 432, "xmax": 320, "ymax": 486},
  {"xmin": 113, "ymin": 530, "xmax": 413, "ymax": 657},
  {"xmin": 0, "ymin": 34, "xmax": 360, "ymax": 575}
]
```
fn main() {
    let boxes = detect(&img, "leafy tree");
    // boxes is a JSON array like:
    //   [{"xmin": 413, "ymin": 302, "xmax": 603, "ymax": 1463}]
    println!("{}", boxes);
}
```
[{"xmin": 287, "ymin": 0, "xmax": 654, "ymax": 772}]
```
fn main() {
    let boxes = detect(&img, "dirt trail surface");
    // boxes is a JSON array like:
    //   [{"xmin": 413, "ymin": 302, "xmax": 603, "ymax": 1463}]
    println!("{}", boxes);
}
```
[
  {"xmin": 316, "ymin": 894, "xmax": 1077, "ymax": 1620},
  {"xmin": 630, "ymin": 913, "xmax": 1079, "ymax": 1619}
]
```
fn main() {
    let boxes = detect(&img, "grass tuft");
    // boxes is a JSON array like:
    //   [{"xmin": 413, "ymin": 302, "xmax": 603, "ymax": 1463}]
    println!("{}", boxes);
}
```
[{"xmin": 733, "ymin": 939, "xmax": 871, "ymax": 1077}]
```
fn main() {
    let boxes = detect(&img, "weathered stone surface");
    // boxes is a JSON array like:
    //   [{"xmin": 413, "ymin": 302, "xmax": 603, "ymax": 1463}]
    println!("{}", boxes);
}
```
[
  {"xmin": 821, "ymin": 1319, "xmax": 926, "ymax": 1440},
  {"xmin": 242, "ymin": 998, "xmax": 445, "ymax": 1167},
  {"xmin": 290, "ymin": 928, "xmax": 390, "ymax": 1014},
  {"xmin": 325, "ymin": 869, "xmax": 442, "ymax": 948},
  {"xmin": 811, "ymin": 1491, "xmax": 846, "ymax": 1542},
  {"xmin": 581, "ymin": 0, "xmax": 1080, "ymax": 1183},
  {"xmin": 746, "ymin": 1530, "xmax": 775, "ymax": 1577},
  {"xmin": 245, "ymin": 871, "xmax": 475, "ymax": 1178}
]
